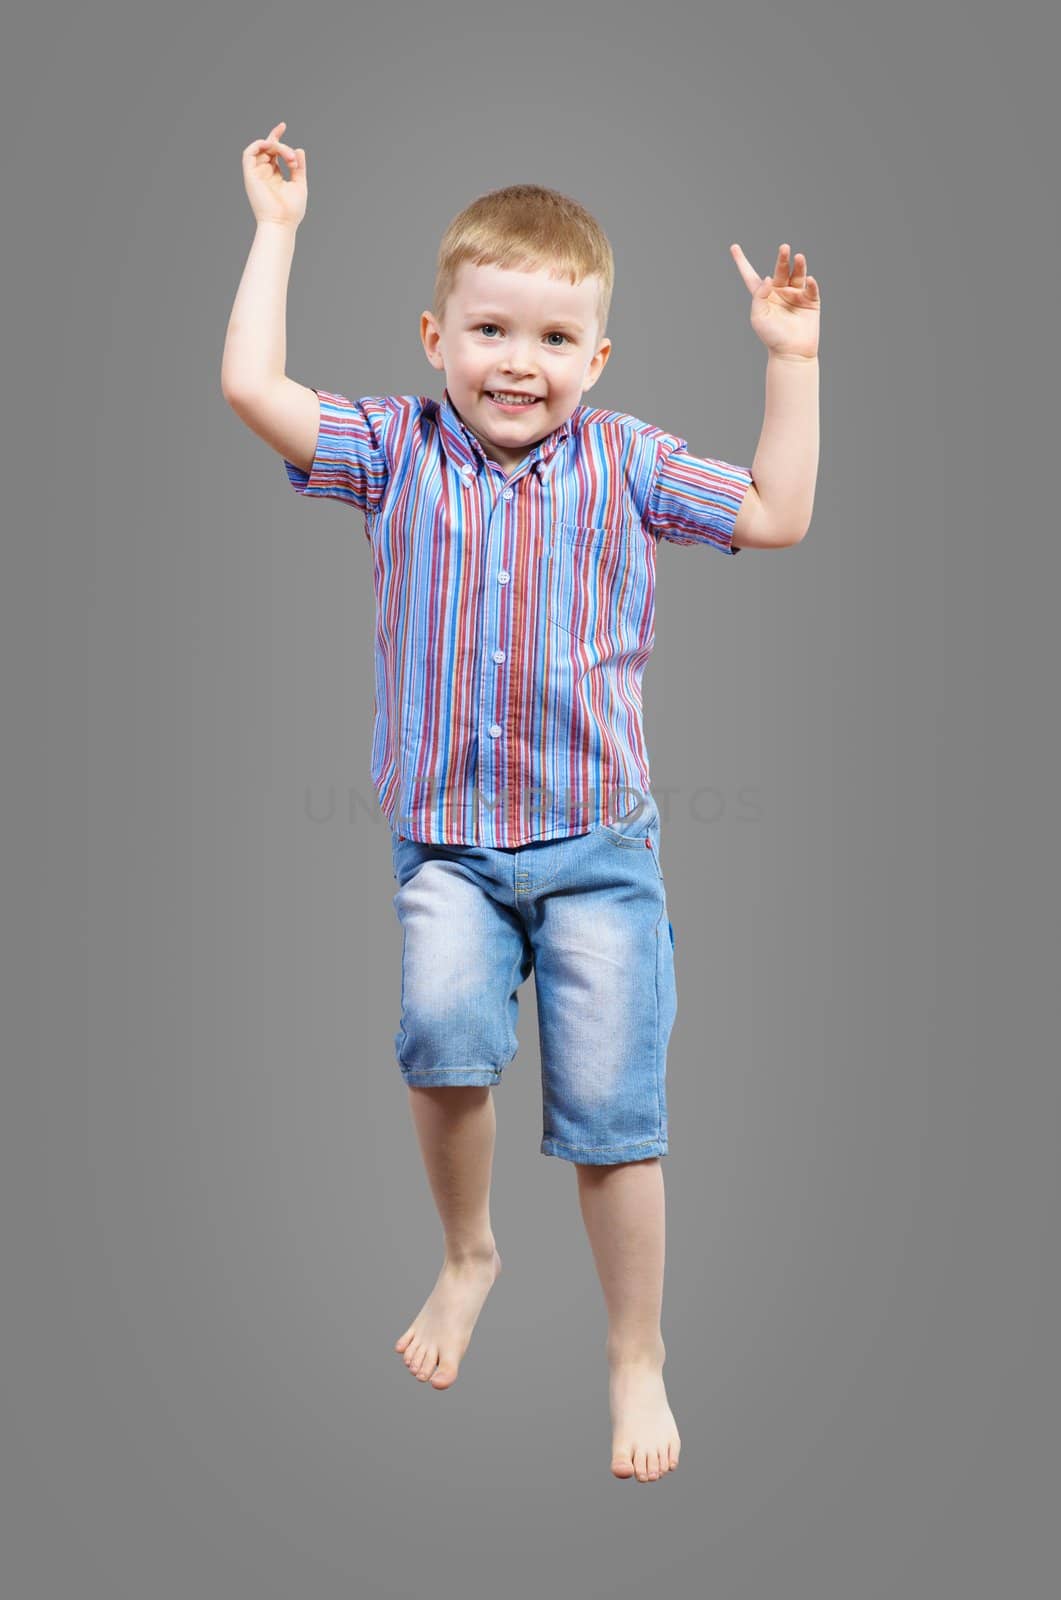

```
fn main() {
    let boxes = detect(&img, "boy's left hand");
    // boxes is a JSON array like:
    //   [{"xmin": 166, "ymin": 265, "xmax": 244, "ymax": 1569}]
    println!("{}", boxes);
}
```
[{"xmin": 730, "ymin": 243, "xmax": 820, "ymax": 360}]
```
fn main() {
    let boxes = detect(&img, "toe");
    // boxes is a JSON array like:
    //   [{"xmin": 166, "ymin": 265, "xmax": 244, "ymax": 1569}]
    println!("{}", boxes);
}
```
[
  {"xmin": 668, "ymin": 1440, "xmax": 681, "ymax": 1470},
  {"xmin": 416, "ymin": 1347, "xmax": 438, "ymax": 1380},
  {"xmin": 633, "ymin": 1446, "xmax": 648, "ymax": 1482},
  {"xmin": 647, "ymin": 1450, "xmax": 661, "ymax": 1480},
  {"xmin": 395, "ymin": 1328, "xmax": 413, "ymax": 1352},
  {"xmin": 611, "ymin": 1446, "xmax": 635, "ymax": 1478},
  {"xmin": 431, "ymin": 1360, "xmax": 458, "ymax": 1388}
]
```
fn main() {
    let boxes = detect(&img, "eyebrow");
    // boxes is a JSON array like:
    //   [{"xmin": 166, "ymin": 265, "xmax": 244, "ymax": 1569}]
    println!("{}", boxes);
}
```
[{"xmin": 464, "ymin": 309, "xmax": 586, "ymax": 332}]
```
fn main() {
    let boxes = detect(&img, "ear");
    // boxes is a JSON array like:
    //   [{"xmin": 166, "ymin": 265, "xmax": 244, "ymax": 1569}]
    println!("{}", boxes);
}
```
[
  {"xmin": 420, "ymin": 310, "xmax": 445, "ymax": 371},
  {"xmin": 580, "ymin": 338, "xmax": 612, "ymax": 393}
]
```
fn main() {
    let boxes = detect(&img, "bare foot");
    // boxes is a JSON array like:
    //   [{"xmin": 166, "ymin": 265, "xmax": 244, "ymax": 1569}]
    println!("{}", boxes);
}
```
[
  {"xmin": 608, "ymin": 1349, "xmax": 681, "ymax": 1481},
  {"xmin": 394, "ymin": 1248, "xmax": 502, "ymax": 1389}
]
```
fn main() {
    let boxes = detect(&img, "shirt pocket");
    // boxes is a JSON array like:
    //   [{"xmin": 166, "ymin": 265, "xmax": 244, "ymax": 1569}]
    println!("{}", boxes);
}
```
[{"xmin": 546, "ymin": 521, "xmax": 648, "ymax": 651}]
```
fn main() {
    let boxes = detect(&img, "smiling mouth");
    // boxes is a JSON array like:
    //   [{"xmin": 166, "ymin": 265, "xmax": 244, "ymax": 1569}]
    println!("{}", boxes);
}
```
[{"xmin": 486, "ymin": 392, "xmax": 542, "ymax": 407}]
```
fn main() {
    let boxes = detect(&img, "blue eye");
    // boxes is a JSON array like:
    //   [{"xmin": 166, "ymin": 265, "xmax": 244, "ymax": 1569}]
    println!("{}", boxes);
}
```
[{"xmin": 475, "ymin": 324, "xmax": 569, "ymax": 346}]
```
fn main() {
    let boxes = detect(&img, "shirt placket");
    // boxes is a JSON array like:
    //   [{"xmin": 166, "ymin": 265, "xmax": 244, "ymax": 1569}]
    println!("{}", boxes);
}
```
[
  {"xmin": 443, "ymin": 396, "xmax": 564, "ymax": 846},
  {"xmin": 479, "ymin": 460, "xmax": 527, "ymax": 846}
]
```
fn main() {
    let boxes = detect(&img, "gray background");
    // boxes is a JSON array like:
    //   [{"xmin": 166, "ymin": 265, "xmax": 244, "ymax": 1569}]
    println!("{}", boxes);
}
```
[{"xmin": 3, "ymin": 0, "xmax": 1057, "ymax": 1595}]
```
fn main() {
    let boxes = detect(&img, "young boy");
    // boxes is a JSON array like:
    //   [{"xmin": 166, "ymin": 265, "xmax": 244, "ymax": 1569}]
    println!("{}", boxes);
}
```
[{"xmin": 223, "ymin": 122, "xmax": 820, "ymax": 1484}]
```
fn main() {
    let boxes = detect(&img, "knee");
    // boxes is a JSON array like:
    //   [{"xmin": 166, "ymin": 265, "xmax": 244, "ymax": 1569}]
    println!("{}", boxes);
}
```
[{"xmin": 397, "ymin": 994, "xmax": 510, "ymax": 1080}]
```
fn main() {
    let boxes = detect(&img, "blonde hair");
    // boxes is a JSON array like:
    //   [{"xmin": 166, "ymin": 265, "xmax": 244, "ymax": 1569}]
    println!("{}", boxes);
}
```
[{"xmin": 431, "ymin": 184, "xmax": 614, "ymax": 345}]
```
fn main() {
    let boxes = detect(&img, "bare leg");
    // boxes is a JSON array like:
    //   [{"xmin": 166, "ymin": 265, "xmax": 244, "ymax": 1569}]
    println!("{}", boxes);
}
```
[
  {"xmin": 394, "ymin": 1085, "xmax": 502, "ymax": 1389},
  {"xmin": 575, "ymin": 1157, "xmax": 681, "ymax": 1482}
]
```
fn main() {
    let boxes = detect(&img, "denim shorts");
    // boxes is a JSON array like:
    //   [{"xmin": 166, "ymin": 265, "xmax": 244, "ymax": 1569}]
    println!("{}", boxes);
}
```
[{"xmin": 389, "ymin": 790, "xmax": 677, "ymax": 1165}]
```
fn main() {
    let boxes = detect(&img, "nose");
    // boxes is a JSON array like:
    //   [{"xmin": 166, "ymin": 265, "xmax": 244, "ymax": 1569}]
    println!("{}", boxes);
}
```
[{"xmin": 499, "ymin": 338, "xmax": 537, "ymax": 377}]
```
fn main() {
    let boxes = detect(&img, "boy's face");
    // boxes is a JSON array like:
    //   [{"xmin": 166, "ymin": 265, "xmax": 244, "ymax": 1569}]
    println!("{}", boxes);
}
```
[{"xmin": 421, "ymin": 260, "xmax": 612, "ymax": 473}]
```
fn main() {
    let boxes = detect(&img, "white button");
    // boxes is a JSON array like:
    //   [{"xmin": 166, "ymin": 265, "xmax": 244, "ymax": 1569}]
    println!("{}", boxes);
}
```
[
  {"xmin": 498, "ymin": 570, "xmax": 510, "ymax": 584},
  {"xmin": 502, "ymin": 488, "xmax": 514, "ymax": 499},
  {"xmin": 488, "ymin": 723, "xmax": 502, "ymax": 738},
  {"xmin": 492, "ymin": 649, "xmax": 505, "ymax": 663},
  {"xmin": 461, "ymin": 467, "xmax": 474, "ymax": 480}
]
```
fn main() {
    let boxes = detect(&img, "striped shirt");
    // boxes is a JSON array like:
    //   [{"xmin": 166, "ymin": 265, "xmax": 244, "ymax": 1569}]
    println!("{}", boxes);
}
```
[{"xmin": 284, "ymin": 385, "xmax": 752, "ymax": 847}]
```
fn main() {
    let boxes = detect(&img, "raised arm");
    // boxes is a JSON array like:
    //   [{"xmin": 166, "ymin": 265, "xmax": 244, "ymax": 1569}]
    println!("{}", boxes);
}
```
[{"xmin": 221, "ymin": 124, "xmax": 321, "ymax": 475}]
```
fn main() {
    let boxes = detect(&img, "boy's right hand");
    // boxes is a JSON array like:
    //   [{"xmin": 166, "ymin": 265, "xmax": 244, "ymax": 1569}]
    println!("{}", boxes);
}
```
[{"xmin": 241, "ymin": 122, "xmax": 307, "ymax": 228}]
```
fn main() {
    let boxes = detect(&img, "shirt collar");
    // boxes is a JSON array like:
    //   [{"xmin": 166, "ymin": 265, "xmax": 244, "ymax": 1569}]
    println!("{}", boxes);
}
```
[{"xmin": 437, "ymin": 386, "xmax": 576, "ymax": 480}]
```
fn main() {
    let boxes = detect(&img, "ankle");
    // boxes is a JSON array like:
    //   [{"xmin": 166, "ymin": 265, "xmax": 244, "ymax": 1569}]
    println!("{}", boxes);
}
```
[
  {"xmin": 606, "ymin": 1334, "xmax": 666, "ymax": 1368},
  {"xmin": 443, "ymin": 1238, "xmax": 498, "ymax": 1267}
]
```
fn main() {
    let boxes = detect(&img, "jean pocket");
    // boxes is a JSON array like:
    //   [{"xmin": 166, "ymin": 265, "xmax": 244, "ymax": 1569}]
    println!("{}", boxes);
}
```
[
  {"xmin": 391, "ymin": 830, "xmax": 419, "ymax": 886},
  {"xmin": 600, "ymin": 790, "xmax": 664, "ymax": 881},
  {"xmin": 600, "ymin": 789, "xmax": 656, "ymax": 843}
]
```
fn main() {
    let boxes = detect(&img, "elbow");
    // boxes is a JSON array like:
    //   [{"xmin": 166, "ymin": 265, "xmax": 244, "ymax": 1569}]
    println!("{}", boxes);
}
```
[
  {"xmin": 221, "ymin": 371, "xmax": 250, "ymax": 408},
  {"xmin": 221, "ymin": 376, "xmax": 260, "ymax": 418},
  {"xmin": 782, "ymin": 511, "xmax": 813, "ymax": 547},
  {"xmin": 221, "ymin": 365, "xmax": 260, "ymax": 408}
]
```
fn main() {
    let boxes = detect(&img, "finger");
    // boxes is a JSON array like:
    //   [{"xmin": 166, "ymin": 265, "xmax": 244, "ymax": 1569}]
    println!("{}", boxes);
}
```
[
  {"xmin": 268, "ymin": 136, "xmax": 298, "ymax": 163},
  {"xmin": 253, "ymin": 124, "xmax": 284, "ymax": 149},
  {"xmin": 729, "ymin": 243, "xmax": 762, "ymax": 295},
  {"xmin": 244, "ymin": 133, "xmax": 292, "ymax": 163},
  {"xmin": 249, "ymin": 138, "xmax": 296, "ymax": 175},
  {"xmin": 253, "ymin": 124, "xmax": 294, "ymax": 156}
]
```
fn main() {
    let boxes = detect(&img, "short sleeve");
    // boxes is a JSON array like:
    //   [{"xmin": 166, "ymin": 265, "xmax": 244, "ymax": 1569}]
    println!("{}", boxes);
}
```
[
  {"xmin": 645, "ymin": 435, "xmax": 754, "ymax": 554},
  {"xmin": 283, "ymin": 389, "xmax": 389, "ymax": 514}
]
